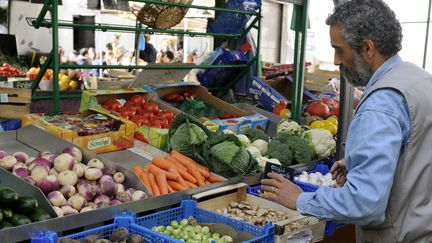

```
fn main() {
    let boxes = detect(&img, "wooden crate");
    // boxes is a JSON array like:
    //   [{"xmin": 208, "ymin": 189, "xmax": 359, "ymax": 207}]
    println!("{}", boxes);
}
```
[
  {"xmin": 0, "ymin": 87, "xmax": 31, "ymax": 119},
  {"xmin": 194, "ymin": 183, "xmax": 325, "ymax": 242}
]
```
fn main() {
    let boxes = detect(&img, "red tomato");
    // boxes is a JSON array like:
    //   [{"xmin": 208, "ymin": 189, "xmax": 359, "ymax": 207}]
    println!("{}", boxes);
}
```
[
  {"xmin": 130, "ymin": 95, "xmax": 145, "ymax": 106},
  {"xmin": 150, "ymin": 116, "xmax": 159, "ymax": 122},
  {"xmin": 2, "ymin": 63, "xmax": 11, "ymax": 68},
  {"xmin": 162, "ymin": 123, "xmax": 170, "ymax": 129},
  {"xmin": 102, "ymin": 99, "xmax": 122, "ymax": 111},
  {"xmin": 175, "ymin": 95, "xmax": 184, "ymax": 103},
  {"xmin": 148, "ymin": 123, "xmax": 162, "ymax": 129},
  {"xmin": 124, "ymin": 101, "xmax": 141, "ymax": 112},
  {"xmin": 163, "ymin": 93, "xmax": 178, "ymax": 102},
  {"xmin": 0, "ymin": 67, "xmax": 8, "ymax": 72},
  {"xmin": 118, "ymin": 107, "xmax": 136, "ymax": 118},
  {"xmin": 143, "ymin": 102, "xmax": 159, "ymax": 114},
  {"xmin": 183, "ymin": 92, "xmax": 195, "ymax": 99},
  {"xmin": 10, "ymin": 67, "xmax": 18, "ymax": 74},
  {"xmin": 158, "ymin": 111, "xmax": 174, "ymax": 120},
  {"xmin": 138, "ymin": 110, "xmax": 154, "ymax": 119}
]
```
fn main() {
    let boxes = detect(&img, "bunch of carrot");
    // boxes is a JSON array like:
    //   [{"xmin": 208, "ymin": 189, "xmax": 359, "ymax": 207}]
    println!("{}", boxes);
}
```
[{"xmin": 132, "ymin": 150, "xmax": 224, "ymax": 196}]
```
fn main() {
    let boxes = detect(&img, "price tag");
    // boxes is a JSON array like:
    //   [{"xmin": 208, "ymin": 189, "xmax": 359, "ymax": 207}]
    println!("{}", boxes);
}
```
[
  {"xmin": 287, "ymin": 229, "xmax": 313, "ymax": 243},
  {"xmin": 263, "ymin": 162, "xmax": 296, "ymax": 181},
  {"xmin": 0, "ymin": 93, "xmax": 8, "ymax": 103}
]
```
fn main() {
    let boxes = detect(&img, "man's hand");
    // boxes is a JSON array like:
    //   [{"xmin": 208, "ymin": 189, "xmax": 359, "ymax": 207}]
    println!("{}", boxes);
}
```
[
  {"xmin": 260, "ymin": 173, "xmax": 303, "ymax": 210},
  {"xmin": 330, "ymin": 159, "xmax": 347, "ymax": 187}
]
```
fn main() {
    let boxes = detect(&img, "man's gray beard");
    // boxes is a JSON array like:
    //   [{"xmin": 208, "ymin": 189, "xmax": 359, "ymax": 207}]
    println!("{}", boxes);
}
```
[{"xmin": 340, "ymin": 52, "xmax": 372, "ymax": 87}]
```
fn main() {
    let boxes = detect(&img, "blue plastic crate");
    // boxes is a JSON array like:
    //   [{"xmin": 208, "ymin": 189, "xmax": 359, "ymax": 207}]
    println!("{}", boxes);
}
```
[
  {"xmin": 31, "ymin": 213, "xmax": 161, "ymax": 243},
  {"xmin": 0, "ymin": 119, "xmax": 22, "ymax": 131},
  {"xmin": 208, "ymin": 0, "xmax": 261, "ymax": 34},
  {"xmin": 293, "ymin": 164, "xmax": 330, "ymax": 192},
  {"xmin": 136, "ymin": 200, "xmax": 275, "ymax": 243}
]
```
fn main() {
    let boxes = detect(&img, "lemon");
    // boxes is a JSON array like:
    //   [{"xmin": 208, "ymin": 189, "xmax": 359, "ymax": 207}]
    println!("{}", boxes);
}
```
[
  {"xmin": 310, "ymin": 121, "xmax": 325, "ymax": 128},
  {"xmin": 279, "ymin": 108, "xmax": 291, "ymax": 119},
  {"xmin": 326, "ymin": 117, "xmax": 338, "ymax": 126},
  {"xmin": 323, "ymin": 123, "xmax": 338, "ymax": 135}
]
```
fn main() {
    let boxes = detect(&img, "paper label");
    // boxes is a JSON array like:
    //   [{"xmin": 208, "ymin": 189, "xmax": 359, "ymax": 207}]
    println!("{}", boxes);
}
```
[
  {"xmin": 88, "ymin": 137, "xmax": 111, "ymax": 150},
  {"xmin": 263, "ymin": 162, "xmax": 296, "ymax": 181},
  {"xmin": 287, "ymin": 229, "xmax": 313, "ymax": 243},
  {"xmin": 0, "ymin": 93, "xmax": 8, "ymax": 103}
]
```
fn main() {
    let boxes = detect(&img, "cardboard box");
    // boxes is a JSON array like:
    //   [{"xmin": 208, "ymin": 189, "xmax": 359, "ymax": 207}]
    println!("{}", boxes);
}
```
[
  {"xmin": 0, "ymin": 87, "xmax": 31, "ymax": 120},
  {"xmin": 154, "ymin": 84, "xmax": 268, "ymax": 132},
  {"xmin": 248, "ymin": 77, "xmax": 289, "ymax": 112},
  {"xmin": 80, "ymin": 89, "xmax": 181, "ymax": 151},
  {"xmin": 21, "ymin": 109, "xmax": 135, "ymax": 154},
  {"xmin": 210, "ymin": 113, "xmax": 269, "ymax": 133},
  {"xmin": 195, "ymin": 183, "xmax": 325, "ymax": 243}
]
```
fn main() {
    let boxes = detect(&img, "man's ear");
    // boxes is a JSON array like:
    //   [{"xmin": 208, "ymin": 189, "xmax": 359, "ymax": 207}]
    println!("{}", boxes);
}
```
[{"xmin": 361, "ymin": 39, "xmax": 375, "ymax": 59}]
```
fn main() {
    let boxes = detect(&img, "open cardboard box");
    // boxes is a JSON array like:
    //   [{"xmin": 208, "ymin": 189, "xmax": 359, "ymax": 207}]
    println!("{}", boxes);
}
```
[
  {"xmin": 79, "ymin": 89, "xmax": 182, "ymax": 151},
  {"xmin": 154, "ymin": 84, "xmax": 269, "ymax": 132},
  {"xmin": 194, "ymin": 183, "xmax": 325, "ymax": 243},
  {"xmin": 21, "ymin": 108, "xmax": 135, "ymax": 154}
]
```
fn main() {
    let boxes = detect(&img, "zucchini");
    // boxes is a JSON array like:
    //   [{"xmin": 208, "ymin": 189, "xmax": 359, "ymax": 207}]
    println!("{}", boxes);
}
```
[
  {"xmin": 30, "ymin": 208, "xmax": 51, "ymax": 222},
  {"xmin": 10, "ymin": 214, "xmax": 31, "ymax": 226},
  {"xmin": 16, "ymin": 196, "xmax": 38, "ymax": 214},
  {"xmin": 2, "ymin": 208, "xmax": 13, "ymax": 220},
  {"xmin": 0, "ymin": 187, "xmax": 18, "ymax": 206}
]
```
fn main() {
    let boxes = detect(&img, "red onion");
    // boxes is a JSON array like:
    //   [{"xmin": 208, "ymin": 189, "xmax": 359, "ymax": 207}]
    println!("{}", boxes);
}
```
[
  {"xmin": 63, "ymin": 146, "xmax": 83, "ymax": 164},
  {"xmin": 38, "ymin": 175, "xmax": 60, "ymax": 194},
  {"xmin": 13, "ymin": 152, "xmax": 29, "ymax": 163}
]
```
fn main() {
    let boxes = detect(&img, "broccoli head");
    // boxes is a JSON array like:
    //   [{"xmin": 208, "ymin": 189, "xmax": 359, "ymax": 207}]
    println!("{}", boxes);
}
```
[
  {"xmin": 242, "ymin": 128, "xmax": 269, "ymax": 142},
  {"xmin": 267, "ymin": 139, "xmax": 293, "ymax": 166},
  {"xmin": 276, "ymin": 132, "xmax": 313, "ymax": 164}
]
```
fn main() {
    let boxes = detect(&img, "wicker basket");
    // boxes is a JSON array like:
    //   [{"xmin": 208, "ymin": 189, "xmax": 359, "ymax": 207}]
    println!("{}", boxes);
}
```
[{"xmin": 133, "ymin": 0, "xmax": 193, "ymax": 29}]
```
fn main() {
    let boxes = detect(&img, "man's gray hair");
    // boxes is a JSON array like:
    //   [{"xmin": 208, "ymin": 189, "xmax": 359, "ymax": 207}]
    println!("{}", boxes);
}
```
[{"xmin": 326, "ymin": 0, "xmax": 402, "ymax": 57}]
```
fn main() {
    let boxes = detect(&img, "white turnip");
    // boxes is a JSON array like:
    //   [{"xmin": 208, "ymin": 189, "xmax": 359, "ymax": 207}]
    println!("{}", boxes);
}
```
[
  {"xmin": 67, "ymin": 194, "xmax": 87, "ymax": 211},
  {"xmin": 113, "ymin": 172, "xmax": 125, "ymax": 184},
  {"xmin": 37, "ymin": 175, "xmax": 60, "ymax": 194},
  {"xmin": 0, "ymin": 151, "xmax": 7, "ymax": 159},
  {"xmin": 61, "ymin": 205, "xmax": 79, "ymax": 216},
  {"xmin": 31, "ymin": 165, "xmax": 49, "ymax": 183},
  {"xmin": 32, "ymin": 158, "xmax": 53, "ymax": 170},
  {"xmin": 132, "ymin": 190, "xmax": 147, "ymax": 201},
  {"xmin": 58, "ymin": 170, "xmax": 78, "ymax": 186},
  {"xmin": 54, "ymin": 153, "xmax": 75, "ymax": 173},
  {"xmin": 0, "ymin": 155, "xmax": 17, "ymax": 171},
  {"xmin": 60, "ymin": 185, "xmax": 76, "ymax": 198},
  {"xmin": 85, "ymin": 167, "xmax": 102, "ymax": 181},
  {"xmin": 72, "ymin": 163, "xmax": 86, "ymax": 178},
  {"xmin": 87, "ymin": 158, "xmax": 104, "ymax": 169},
  {"xmin": 63, "ymin": 146, "xmax": 83, "ymax": 163},
  {"xmin": 13, "ymin": 152, "xmax": 29, "ymax": 163},
  {"xmin": 48, "ymin": 191, "xmax": 67, "ymax": 207}
]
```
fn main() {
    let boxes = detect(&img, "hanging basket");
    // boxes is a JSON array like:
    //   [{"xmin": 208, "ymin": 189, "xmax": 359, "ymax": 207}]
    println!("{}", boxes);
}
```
[{"xmin": 132, "ymin": 0, "xmax": 193, "ymax": 30}]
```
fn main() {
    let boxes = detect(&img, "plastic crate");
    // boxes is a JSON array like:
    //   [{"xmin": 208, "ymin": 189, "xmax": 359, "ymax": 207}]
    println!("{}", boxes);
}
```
[
  {"xmin": 293, "ymin": 164, "xmax": 330, "ymax": 192},
  {"xmin": 0, "ymin": 119, "xmax": 22, "ymax": 131},
  {"xmin": 208, "ymin": 0, "xmax": 261, "ymax": 34},
  {"xmin": 136, "ymin": 200, "xmax": 275, "ymax": 243},
  {"xmin": 31, "ymin": 213, "xmax": 159, "ymax": 243}
]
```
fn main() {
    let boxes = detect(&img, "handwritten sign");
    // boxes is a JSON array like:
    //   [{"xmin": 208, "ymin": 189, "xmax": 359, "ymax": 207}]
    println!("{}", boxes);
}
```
[{"xmin": 263, "ymin": 162, "xmax": 296, "ymax": 181}]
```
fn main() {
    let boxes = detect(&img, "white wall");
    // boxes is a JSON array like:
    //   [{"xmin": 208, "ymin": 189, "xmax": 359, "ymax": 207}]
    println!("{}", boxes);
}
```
[
  {"xmin": 9, "ymin": 0, "xmax": 137, "ymax": 56},
  {"xmin": 255, "ymin": 0, "xmax": 282, "ymax": 63}
]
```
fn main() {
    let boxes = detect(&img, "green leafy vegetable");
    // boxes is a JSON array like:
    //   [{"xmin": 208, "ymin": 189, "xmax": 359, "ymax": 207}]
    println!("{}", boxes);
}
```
[
  {"xmin": 275, "ymin": 132, "xmax": 312, "ymax": 164},
  {"xmin": 242, "ymin": 128, "xmax": 269, "ymax": 142},
  {"xmin": 267, "ymin": 139, "xmax": 293, "ymax": 166}
]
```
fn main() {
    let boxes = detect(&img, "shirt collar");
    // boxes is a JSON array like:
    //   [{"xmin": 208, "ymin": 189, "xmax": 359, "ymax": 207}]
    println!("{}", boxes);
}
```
[{"xmin": 365, "ymin": 54, "xmax": 402, "ymax": 92}]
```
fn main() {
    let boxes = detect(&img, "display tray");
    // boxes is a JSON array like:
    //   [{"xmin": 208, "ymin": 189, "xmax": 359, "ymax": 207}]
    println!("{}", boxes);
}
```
[{"xmin": 0, "ymin": 126, "xmax": 240, "ymax": 242}]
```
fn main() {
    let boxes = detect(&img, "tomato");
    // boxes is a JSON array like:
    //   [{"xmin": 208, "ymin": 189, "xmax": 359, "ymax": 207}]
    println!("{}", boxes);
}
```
[
  {"xmin": 150, "ymin": 116, "xmax": 159, "ymax": 122},
  {"xmin": 10, "ymin": 67, "xmax": 18, "ymax": 74},
  {"xmin": 306, "ymin": 101, "xmax": 330, "ymax": 119},
  {"xmin": 102, "ymin": 99, "xmax": 122, "ymax": 111},
  {"xmin": 158, "ymin": 118, "xmax": 169, "ymax": 126},
  {"xmin": 130, "ymin": 94, "xmax": 145, "ymax": 106},
  {"xmin": 162, "ymin": 123, "xmax": 170, "ymax": 129},
  {"xmin": 158, "ymin": 111, "xmax": 174, "ymax": 120},
  {"xmin": 143, "ymin": 102, "xmax": 159, "ymax": 114},
  {"xmin": 163, "ymin": 93, "xmax": 178, "ymax": 102},
  {"xmin": 174, "ymin": 95, "xmax": 184, "ymax": 103},
  {"xmin": 138, "ymin": 110, "xmax": 154, "ymax": 119},
  {"xmin": 0, "ymin": 67, "xmax": 9, "ymax": 72},
  {"xmin": 124, "ymin": 101, "xmax": 141, "ymax": 112},
  {"xmin": 148, "ymin": 123, "xmax": 162, "ymax": 129},
  {"xmin": 118, "ymin": 107, "xmax": 136, "ymax": 118},
  {"xmin": 2, "ymin": 63, "xmax": 11, "ymax": 68}
]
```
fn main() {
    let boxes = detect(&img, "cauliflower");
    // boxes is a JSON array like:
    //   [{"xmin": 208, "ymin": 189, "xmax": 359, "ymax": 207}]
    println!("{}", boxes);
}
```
[
  {"xmin": 236, "ymin": 134, "xmax": 251, "ymax": 147},
  {"xmin": 249, "ymin": 139, "xmax": 268, "ymax": 155},
  {"xmin": 246, "ymin": 146, "xmax": 261, "ymax": 158},
  {"xmin": 301, "ymin": 128, "xmax": 336, "ymax": 158},
  {"xmin": 256, "ymin": 156, "xmax": 281, "ymax": 170},
  {"xmin": 277, "ymin": 120, "xmax": 303, "ymax": 136},
  {"xmin": 223, "ymin": 129, "xmax": 236, "ymax": 135}
]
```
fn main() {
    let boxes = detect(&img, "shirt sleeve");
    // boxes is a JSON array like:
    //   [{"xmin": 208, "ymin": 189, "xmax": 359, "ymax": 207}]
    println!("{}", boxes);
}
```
[{"xmin": 296, "ymin": 89, "xmax": 408, "ymax": 226}]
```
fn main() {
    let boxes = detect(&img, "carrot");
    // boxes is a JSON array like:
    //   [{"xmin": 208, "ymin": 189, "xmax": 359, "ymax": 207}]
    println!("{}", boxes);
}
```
[
  {"xmin": 167, "ymin": 184, "xmax": 175, "ymax": 193},
  {"xmin": 154, "ymin": 171, "xmax": 168, "ymax": 195},
  {"xmin": 167, "ymin": 180, "xmax": 187, "ymax": 191},
  {"xmin": 184, "ymin": 180, "xmax": 198, "ymax": 188},
  {"xmin": 148, "ymin": 164, "xmax": 179, "ymax": 181},
  {"xmin": 139, "ymin": 172, "xmax": 153, "ymax": 194},
  {"xmin": 177, "ymin": 168, "xmax": 197, "ymax": 184},
  {"xmin": 165, "ymin": 155, "xmax": 187, "ymax": 171},
  {"xmin": 152, "ymin": 156, "xmax": 176, "ymax": 171},
  {"xmin": 170, "ymin": 152, "xmax": 206, "ymax": 186},
  {"xmin": 204, "ymin": 180, "xmax": 211, "ymax": 185},
  {"xmin": 132, "ymin": 165, "xmax": 143, "ymax": 176},
  {"xmin": 148, "ymin": 173, "xmax": 160, "ymax": 196},
  {"xmin": 198, "ymin": 167, "xmax": 210, "ymax": 179},
  {"xmin": 167, "ymin": 167, "xmax": 189, "ymax": 188},
  {"xmin": 208, "ymin": 176, "xmax": 224, "ymax": 183},
  {"xmin": 171, "ymin": 150, "xmax": 209, "ymax": 171}
]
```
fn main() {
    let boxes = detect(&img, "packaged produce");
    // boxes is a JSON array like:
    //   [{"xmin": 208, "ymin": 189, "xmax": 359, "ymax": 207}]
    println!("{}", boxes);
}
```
[
  {"xmin": 0, "ymin": 147, "xmax": 148, "ymax": 217},
  {"xmin": 58, "ymin": 227, "xmax": 145, "ymax": 243}
]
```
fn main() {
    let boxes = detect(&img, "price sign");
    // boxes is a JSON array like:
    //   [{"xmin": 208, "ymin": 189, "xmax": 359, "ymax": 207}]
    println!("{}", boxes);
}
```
[{"xmin": 262, "ymin": 162, "xmax": 296, "ymax": 181}]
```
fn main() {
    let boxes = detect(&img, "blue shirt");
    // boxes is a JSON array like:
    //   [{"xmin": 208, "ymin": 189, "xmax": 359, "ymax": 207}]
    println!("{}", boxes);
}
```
[{"xmin": 296, "ymin": 55, "xmax": 411, "ymax": 226}]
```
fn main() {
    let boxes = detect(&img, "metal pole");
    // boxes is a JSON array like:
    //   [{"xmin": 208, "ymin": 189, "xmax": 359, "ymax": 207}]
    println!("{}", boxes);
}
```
[
  {"xmin": 134, "ymin": 21, "xmax": 140, "ymax": 67},
  {"xmin": 423, "ymin": 0, "xmax": 432, "ymax": 69},
  {"xmin": 51, "ymin": 0, "xmax": 60, "ymax": 114},
  {"xmin": 256, "ymin": 7, "xmax": 262, "ymax": 76},
  {"xmin": 291, "ymin": 5, "xmax": 301, "ymax": 121}
]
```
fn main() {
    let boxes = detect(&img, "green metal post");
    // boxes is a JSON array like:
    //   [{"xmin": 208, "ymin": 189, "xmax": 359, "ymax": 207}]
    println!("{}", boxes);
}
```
[
  {"xmin": 51, "ymin": 0, "xmax": 60, "ymax": 114},
  {"xmin": 31, "ymin": 51, "xmax": 54, "ymax": 92},
  {"xmin": 135, "ymin": 21, "xmax": 141, "ymax": 66},
  {"xmin": 255, "ymin": 7, "xmax": 262, "ymax": 76},
  {"xmin": 33, "ymin": 0, "xmax": 52, "ymax": 28},
  {"xmin": 291, "ymin": 0, "xmax": 309, "ymax": 122},
  {"xmin": 423, "ymin": 0, "xmax": 432, "ymax": 69}
]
